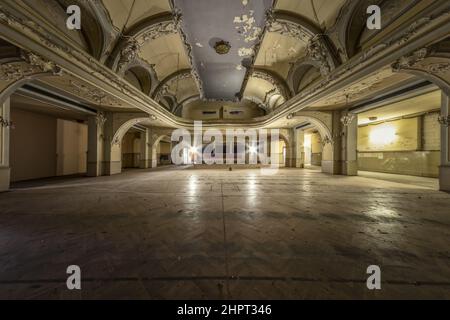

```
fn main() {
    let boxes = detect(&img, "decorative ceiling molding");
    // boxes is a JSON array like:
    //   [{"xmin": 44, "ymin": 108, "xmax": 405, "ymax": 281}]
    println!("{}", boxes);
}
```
[
  {"xmin": 0, "ymin": 51, "xmax": 60, "ymax": 81},
  {"xmin": 57, "ymin": 0, "xmax": 119, "ymax": 62},
  {"xmin": 2, "ymin": 0, "xmax": 449, "ymax": 129},
  {"xmin": 69, "ymin": 79, "xmax": 123, "ymax": 107},
  {"xmin": 391, "ymin": 48, "xmax": 429, "ymax": 71},
  {"xmin": 269, "ymin": 3, "xmax": 450, "ymax": 123},
  {"xmin": 318, "ymin": 67, "xmax": 395, "ymax": 107},
  {"xmin": 392, "ymin": 46, "xmax": 450, "ymax": 93},
  {"xmin": 264, "ymin": 88, "xmax": 281, "ymax": 106},
  {"xmin": 267, "ymin": 10, "xmax": 339, "ymax": 79},
  {"xmin": 108, "ymin": 12, "xmax": 177, "ymax": 73},
  {"xmin": 266, "ymin": 10, "xmax": 321, "ymax": 42},
  {"xmin": 0, "ymin": 50, "xmax": 62, "ymax": 103},
  {"xmin": 0, "ymin": 4, "xmax": 175, "ymax": 120},
  {"xmin": 286, "ymin": 62, "xmax": 317, "ymax": 95},
  {"xmin": 175, "ymin": 94, "xmax": 199, "ymax": 114},
  {"xmin": 251, "ymin": 68, "xmax": 292, "ymax": 100},
  {"xmin": 170, "ymin": 4, "xmax": 204, "ymax": 100},
  {"xmin": 151, "ymin": 68, "xmax": 194, "ymax": 103},
  {"xmin": 123, "ymin": 57, "xmax": 159, "ymax": 95},
  {"xmin": 305, "ymin": 35, "xmax": 336, "ymax": 76}
]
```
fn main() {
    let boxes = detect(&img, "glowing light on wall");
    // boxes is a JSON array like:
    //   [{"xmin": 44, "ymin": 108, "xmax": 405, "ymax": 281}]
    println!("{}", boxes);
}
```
[
  {"xmin": 249, "ymin": 145, "xmax": 258, "ymax": 154},
  {"xmin": 304, "ymin": 134, "xmax": 312, "ymax": 165},
  {"xmin": 369, "ymin": 124, "xmax": 397, "ymax": 146}
]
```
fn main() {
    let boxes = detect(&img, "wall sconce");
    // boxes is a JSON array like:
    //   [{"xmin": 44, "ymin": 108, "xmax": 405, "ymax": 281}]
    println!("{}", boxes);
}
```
[
  {"xmin": 0, "ymin": 116, "xmax": 14, "ymax": 129},
  {"xmin": 438, "ymin": 115, "xmax": 450, "ymax": 127}
]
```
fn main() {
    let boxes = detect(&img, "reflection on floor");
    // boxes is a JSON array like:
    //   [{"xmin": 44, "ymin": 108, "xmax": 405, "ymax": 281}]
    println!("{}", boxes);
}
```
[
  {"xmin": 0, "ymin": 167, "xmax": 449, "ymax": 299},
  {"xmin": 357, "ymin": 171, "xmax": 439, "ymax": 190}
]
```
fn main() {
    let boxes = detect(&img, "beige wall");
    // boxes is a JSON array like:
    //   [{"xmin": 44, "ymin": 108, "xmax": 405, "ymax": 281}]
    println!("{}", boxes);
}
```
[
  {"xmin": 10, "ymin": 108, "xmax": 90, "ymax": 182},
  {"xmin": 358, "ymin": 118, "xmax": 420, "ymax": 152},
  {"xmin": 423, "ymin": 112, "xmax": 440, "ymax": 151},
  {"xmin": 121, "ymin": 132, "xmax": 141, "ymax": 168},
  {"xmin": 158, "ymin": 141, "xmax": 171, "ymax": 165},
  {"xmin": 10, "ymin": 108, "xmax": 57, "ymax": 182},
  {"xmin": 182, "ymin": 101, "xmax": 265, "ymax": 121},
  {"xmin": 311, "ymin": 132, "xmax": 322, "ymax": 166},
  {"xmin": 358, "ymin": 113, "xmax": 440, "ymax": 177},
  {"xmin": 56, "ymin": 119, "xmax": 87, "ymax": 176}
]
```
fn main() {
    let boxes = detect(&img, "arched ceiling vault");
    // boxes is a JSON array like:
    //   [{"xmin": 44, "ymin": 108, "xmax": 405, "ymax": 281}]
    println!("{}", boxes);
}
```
[
  {"xmin": 100, "ymin": 0, "xmax": 346, "ymax": 115},
  {"xmin": 108, "ymin": 12, "xmax": 178, "ymax": 73},
  {"xmin": 6, "ymin": 0, "xmax": 437, "ymax": 125},
  {"xmin": 151, "ymin": 68, "xmax": 195, "ymax": 101}
]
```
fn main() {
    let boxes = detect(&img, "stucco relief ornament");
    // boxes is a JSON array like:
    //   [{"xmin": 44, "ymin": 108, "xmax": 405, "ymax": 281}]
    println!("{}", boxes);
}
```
[
  {"xmin": 340, "ymin": 113, "xmax": 355, "ymax": 127},
  {"xmin": 321, "ymin": 135, "xmax": 332, "ymax": 146},
  {"xmin": 0, "ymin": 116, "xmax": 14, "ymax": 128},
  {"xmin": 140, "ymin": 21, "xmax": 177, "ymax": 42},
  {"xmin": 253, "ymin": 70, "xmax": 289, "ymax": 99},
  {"xmin": 0, "ymin": 52, "xmax": 61, "ymax": 82},
  {"xmin": 112, "ymin": 136, "xmax": 121, "ymax": 145},
  {"xmin": 265, "ymin": 10, "xmax": 310, "ymax": 43},
  {"xmin": 438, "ymin": 115, "xmax": 450, "ymax": 127},
  {"xmin": 0, "ymin": 64, "xmax": 24, "ymax": 81},
  {"xmin": 23, "ymin": 52, "xmax": 61, "ymax": 75},
  {"xmin": 95, "ymin": 112, "xmax": 107, "ymax": 128},
  {"xmin": 117, "ymin": 39, "xmax": 140, "ymax": 72},
  {"xmin": 425, "ymin": 63, "xmax": 450, "ymax": 75},
  {"xmin": 306, "ymin": 36, "xmax": 331, "ymax": 76},
  {"xmin": 69, "ymin": 80, "xmax": 121, "ymax": 106},
  {"xmin": 391, "ymin": 48, "xmax": 428, "ymax": 72}
]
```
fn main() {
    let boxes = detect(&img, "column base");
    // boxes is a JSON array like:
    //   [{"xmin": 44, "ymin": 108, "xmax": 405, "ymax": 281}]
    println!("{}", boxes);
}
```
[
  {"xmin": 139, "ymin": 159, "xmax": 151, "ymax": 169},
  {"xmin": 439, "ymin": 165, "xmax": 450, "ymax": 192},
  {"xmin": 342, "ymin": 160, "xmax": 358, "ymax": 176},
  {"xmin": 103, "ymin": 161, "xmax": 122, "ymax": 176},
  {"xmin": 0, "ymin": 167, "xmax": 10, "ymax": 192},
  {"xmin": 87, "ymin": 162, "xmax": 103, "ymax": 177},
  {"xmin": 321, "ymin": 160, "xmax": 340, "ymax": 175}
]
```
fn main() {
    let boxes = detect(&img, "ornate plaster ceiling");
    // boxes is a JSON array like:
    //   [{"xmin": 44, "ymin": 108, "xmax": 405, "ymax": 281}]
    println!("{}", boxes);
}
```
[
  {"xmin": 307, "ymin": 67, "xmax": 414, "ymax": 110},
  {"xmin": 255, "ymin": 32, "xmax": 305, "ymax": 79},
  {"xmin": 275, "ymin": 0, "xmax": 347, "ymax": 29},
  {"xmin": 139, "ymin": 33, "xmax": 190, "ymax": 80},
  {"xmin": 3, "ymin": 0, "xmax": 442, "ymax": 128},
  {"xmin": 92, "ymin": 0, "xmax": 350, "ymax": 114},
  {"xmin": 172, "ymin": 0, "xmax": 273, "ymax": 101},
  {"xmin": 101, "ymin": 0, "xmax": 171, "ymax": 32}
]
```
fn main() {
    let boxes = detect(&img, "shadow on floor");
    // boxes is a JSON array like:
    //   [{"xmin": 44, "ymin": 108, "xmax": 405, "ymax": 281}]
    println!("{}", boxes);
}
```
[{"xmin": 10, "ymin": 174, "xmax": 88, "ymax": 190}]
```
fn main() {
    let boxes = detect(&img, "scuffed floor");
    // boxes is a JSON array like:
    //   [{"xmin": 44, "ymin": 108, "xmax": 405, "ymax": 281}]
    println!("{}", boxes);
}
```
[{"xmin": 0, "ymin": 167, "xmax": 449, "ymax": 299}]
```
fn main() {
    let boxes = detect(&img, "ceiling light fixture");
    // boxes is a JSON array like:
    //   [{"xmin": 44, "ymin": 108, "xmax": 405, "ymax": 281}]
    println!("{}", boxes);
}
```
[{"xmin": 214, "ymin": 40, "xmax": 231, "ymax": 55}]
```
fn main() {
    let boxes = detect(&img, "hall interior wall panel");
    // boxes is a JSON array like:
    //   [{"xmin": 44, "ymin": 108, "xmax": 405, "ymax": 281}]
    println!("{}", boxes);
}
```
[
  {"xmin": 358, "ymin": 118, "xmax": 420, "ymax": 152},
  {"xmin": 358, "ymin": 151, "xmax": 440, "ymax": 178},
  {"xmin": 56, "ymin": 119, "xmax": 88, "ymax": 176},
  {"xmin": 10, "ymin": 108, "xmax": 57, "ymax": 182},
  {"xmin": 121, "ymin": 132, "xmax": 141, "ymax": 168},
  {"xmin": 423, "ymin": 112, "xmax": 441, "ymax": 151}
]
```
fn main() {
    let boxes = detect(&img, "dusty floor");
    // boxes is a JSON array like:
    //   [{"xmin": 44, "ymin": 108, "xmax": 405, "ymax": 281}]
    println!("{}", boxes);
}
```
[{"xmin": 0, "ymin": 167, "xmax": 449, "ymax": 299}]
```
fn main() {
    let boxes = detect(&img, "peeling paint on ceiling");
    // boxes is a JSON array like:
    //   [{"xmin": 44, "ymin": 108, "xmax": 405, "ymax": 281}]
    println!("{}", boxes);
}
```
[{"xmin": 172, "ymin": 0, "xmax": 273, "ymax": 101}]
